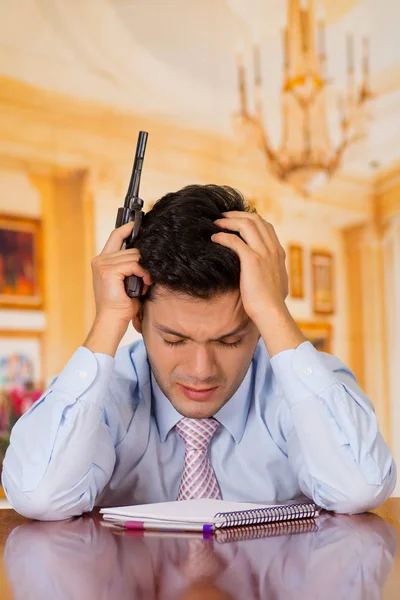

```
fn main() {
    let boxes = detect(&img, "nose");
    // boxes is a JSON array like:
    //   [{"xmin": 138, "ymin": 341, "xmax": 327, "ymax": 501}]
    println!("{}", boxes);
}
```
[{"xmin": 186, "ymin": 344, "xmax": 218, "ymax": 384}]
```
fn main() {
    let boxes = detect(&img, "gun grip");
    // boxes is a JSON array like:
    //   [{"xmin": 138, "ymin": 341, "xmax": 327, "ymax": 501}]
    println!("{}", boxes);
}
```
[{"xmin": 125, "ymin": 275, "xmax": 144, "ymax": 298}]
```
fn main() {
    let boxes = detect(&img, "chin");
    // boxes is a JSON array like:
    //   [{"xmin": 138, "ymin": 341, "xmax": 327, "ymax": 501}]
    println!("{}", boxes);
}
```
[
  {"xmin": 173, "ymin": 398, "xmax": 222, "ymax": 420},
  {"xmin": 181, "ymin": 406, "xmax": 217, "ymax": 419}
]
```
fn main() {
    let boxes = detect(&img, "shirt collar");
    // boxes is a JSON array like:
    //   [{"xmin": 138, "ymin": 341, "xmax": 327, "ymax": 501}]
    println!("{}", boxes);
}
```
[
  {"xmin": 213, "ymin": 361, "xmax": 253, "ymax": 443},
  {"xmin": 151, "ymin": 373, "xmax": 182, "ymax": 442},
  {"xmin": 151, "ymin": 361, "xmax": 254, "ymax": 444}
]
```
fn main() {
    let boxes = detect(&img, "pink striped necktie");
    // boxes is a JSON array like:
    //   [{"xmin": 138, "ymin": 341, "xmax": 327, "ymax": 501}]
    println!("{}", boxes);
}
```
[{"xmin": 175, "ymin": 417, "xmax": 222, "ymax": 500}]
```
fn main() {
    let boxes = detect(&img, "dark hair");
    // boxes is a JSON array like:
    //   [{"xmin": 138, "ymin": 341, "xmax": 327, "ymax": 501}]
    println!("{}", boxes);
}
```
[{"xmin": 136, "ymin": 184, "xmax": 254, "ymax": 300}]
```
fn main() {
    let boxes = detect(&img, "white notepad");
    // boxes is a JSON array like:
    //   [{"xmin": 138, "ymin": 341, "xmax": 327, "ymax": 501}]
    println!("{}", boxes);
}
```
[{"xmin": 100, "ymin": 498, "xmax": 318, "ymax": 529}]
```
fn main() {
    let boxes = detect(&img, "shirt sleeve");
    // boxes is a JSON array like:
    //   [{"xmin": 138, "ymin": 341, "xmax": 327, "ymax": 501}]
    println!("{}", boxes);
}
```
[
  {"xmin": 1, "ymin": 347, "xmax": 117, "ymax": 521},
  {"xmin": 270, "ymin": 341, "xmax": 397, "ymax": 514}
]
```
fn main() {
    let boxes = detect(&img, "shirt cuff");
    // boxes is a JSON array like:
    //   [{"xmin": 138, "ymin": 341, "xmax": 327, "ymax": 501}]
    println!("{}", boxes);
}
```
[
  {"xmin": 270, "ymin": 341, "xmax": 337, "ymax": 407},
  {"xmin": 51, "ymin": 346, "xmax": 115, "ymax": 405}
]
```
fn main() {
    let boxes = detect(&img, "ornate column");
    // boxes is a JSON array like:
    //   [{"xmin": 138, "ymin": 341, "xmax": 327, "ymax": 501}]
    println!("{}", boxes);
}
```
[
  {"xmin": 342, "ymin": 221, "xmax": 390, "ymax": 446},
  {"xmin": 29, "ymin": 168, "xmax": 95, "ymax": 383},
  {"xmin": 359, "ymin": 224, "xmax": 390, "ymax": 443}
]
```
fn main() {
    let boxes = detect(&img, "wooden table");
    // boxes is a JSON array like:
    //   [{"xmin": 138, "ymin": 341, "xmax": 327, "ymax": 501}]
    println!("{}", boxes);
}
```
[{"xmin": 0, "ymin": 499, "xmax": 400, "ymax": 599}]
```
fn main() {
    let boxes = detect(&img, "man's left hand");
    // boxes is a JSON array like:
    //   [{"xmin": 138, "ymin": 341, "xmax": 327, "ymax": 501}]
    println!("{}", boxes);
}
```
[
  {"xmin": 212, "ymin": 211, "xmax": 305, "ymax": 356},
  {"xmin": 212, "ymin": 212, "xmax": 288, "ymax": 321}
]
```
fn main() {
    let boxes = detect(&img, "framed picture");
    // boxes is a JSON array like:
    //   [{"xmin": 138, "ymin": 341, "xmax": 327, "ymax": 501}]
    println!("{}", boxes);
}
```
[
  {"xmin": 297, "ymin": 321, "xmax": 332, "ymax": 353},
  {"xmin": 0, "ymin": 214, "xmax": 44, "ymax": 310},
  {"xmin": 0, "ymin": 330, "xmax": 44, "ymax": 490},
  {"xmin": 311, "ymin": 251, "xmax": 334, "ymax": 314},
  {"xmin": 0, "ymin": 329, "xmax": 44, "ymax": 390},
  {"xmin": 288, "ymin": 244, "xmax": 304, "ymax": 299}
]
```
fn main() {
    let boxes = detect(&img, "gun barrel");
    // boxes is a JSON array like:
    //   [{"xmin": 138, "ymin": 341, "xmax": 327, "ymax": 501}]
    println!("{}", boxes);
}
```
[{"xmin": 125, "ymin": 131, "xmax": 148, "ymax": 206}]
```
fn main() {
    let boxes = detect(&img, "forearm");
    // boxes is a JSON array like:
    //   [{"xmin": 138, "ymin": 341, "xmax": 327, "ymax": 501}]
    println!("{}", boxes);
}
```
[
  {"xmin": 272, "ymin": 343, "xmax": 396, "ymax": 513},
  {"xmin": 253, "ymin": 303, "xmax": 305, "ymax": 358},
  {"xmin": 3, "ymin": 401, "xmax": 115, "ymax": 520},
  {"xmin": 2, "ymin": 348, "xmax": 116, "ymax": 520},
  {"xmin": 83, "ymin": 313, "xmax": 128, "ymax": 357},
  {"xmin": 286, "ymin": 387, "xmax": 396, "ymax": 512}
]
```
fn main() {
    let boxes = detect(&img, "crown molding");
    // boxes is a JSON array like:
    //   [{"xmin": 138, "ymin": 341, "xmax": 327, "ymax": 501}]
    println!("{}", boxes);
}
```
[{"xmin": 0, "ymin": 74, "xmax": 382, "ymax": 225}]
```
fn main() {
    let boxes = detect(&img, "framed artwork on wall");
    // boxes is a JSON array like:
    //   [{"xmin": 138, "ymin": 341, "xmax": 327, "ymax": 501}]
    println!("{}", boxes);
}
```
[
  {"xmin": 288, "ymin": 243, "xmax": 304, "ymax": 299},
  {"xmin": 0, "ymin": 329, "xmax": 44, "ymax": 389},
  {"xmin": 0, "ymin": 329, "xmax": 44, "ymax": 485},
  {"xmin": 311, "ymin": 250, "xmax": 334, "ymax": 314},
  {"xmin": 0, "ymin": 214, "xmax": 44, "ymax": 310},
  {"xmin": 297, "ymin": 321, "xmax": 332, "ymax": 353}
]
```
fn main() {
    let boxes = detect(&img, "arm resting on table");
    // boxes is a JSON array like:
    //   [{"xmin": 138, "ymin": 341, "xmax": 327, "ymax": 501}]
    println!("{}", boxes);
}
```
[
  {"xmin": 271, "ymin": 342, "xmax": 396, "ymax": 513},
  {"xmin": 1, "ymin": 347, "xmax": 116, "ymax": 521}
]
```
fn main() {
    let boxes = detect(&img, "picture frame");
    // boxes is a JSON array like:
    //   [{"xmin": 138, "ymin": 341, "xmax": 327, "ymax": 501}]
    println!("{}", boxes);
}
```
[
  {"xmin": 288, "ymin": 243, "xmax": 304, "ymax": 299},
  {"xmin": 0, "ymin": 213, "xmax": 44, "ymax": 310},
  {"xmin": 0, "ymin": 329, "xmax": 44, "ymax": 494},
  {"xmin": 0, "ymin": 329, "xmax": 44, "ymax": 389},
  {"xmin": 311, "ymin": 250, "xmax": 334, "ymax": 314},
  {"xmin": 297, "ymin": 321, "xmax": 332, "ymax": 353}
]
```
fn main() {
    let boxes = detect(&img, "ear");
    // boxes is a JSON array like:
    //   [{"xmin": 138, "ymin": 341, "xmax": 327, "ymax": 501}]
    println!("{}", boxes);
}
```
[{"xmin": 131, "ymin": 302, "xmax": 143, "ymax": 334}]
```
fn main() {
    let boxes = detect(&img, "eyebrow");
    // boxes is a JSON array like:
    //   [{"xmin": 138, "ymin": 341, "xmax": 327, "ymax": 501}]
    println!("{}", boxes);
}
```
[{"xmin": 154, "ymin": 317, "xmax": 251, "ymax": 342}]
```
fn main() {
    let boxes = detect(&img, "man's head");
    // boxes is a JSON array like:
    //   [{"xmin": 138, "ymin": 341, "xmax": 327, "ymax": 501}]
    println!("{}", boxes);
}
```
[{"xmin": 132, "ymin": 184, "xmax": 260, "ymax": 418}]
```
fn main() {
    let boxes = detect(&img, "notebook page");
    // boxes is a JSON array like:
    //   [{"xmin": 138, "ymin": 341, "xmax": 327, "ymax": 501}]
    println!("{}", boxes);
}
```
[{"xmin": 100, "ymin": 499, "xmax": 284, "ymax": 524}]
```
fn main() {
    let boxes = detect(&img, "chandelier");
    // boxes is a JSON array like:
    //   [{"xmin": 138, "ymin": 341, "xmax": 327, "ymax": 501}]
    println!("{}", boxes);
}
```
[{"xmin": 234, "ymin": 0, "xmax": 372, "ymax": 194}]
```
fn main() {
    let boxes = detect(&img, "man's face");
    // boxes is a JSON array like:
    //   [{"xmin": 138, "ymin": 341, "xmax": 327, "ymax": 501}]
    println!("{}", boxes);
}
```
[{"xmin": 139, "ymin": 287, "xmax": 260, "ymax": 418}]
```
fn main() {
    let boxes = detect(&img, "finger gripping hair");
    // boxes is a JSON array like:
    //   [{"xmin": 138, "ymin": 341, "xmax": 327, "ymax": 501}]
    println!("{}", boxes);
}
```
[{"xmin": 135, "ymin": 184, "xmax": 254, "ymax": 300}]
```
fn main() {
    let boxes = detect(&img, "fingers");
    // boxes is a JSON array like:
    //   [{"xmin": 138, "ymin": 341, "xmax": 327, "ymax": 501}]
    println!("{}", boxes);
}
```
[
  {"xmin": 100, "ymin": 222, "xmax": 135, "ymax": 255},
  {"xmin": 115, "ymin": 261, "xmax": 150, "ymax": 281},
  {"xmin": 99, "ymin": 250, "xmax": 141, "ymax": 266},
  {"xmin": 119, "ymin": 261, "xmax": 151, "ymax": 283},
  {"xmin": 214, "ymin": 216, "xmax": 268, "ymax": 256},
  {"xmin": 211, "ymin": 231, "xmax": 253, "ymax": 261},
  {"xmin": 99, "ymin": 259, "xmax": 152, "ymax": 286},
  {"xmin": 217, "ymin": 212, "xmax": 285, "ymax": 257},
  {"xmin": 92, "ymin": 251, "xmax": 152, "ymax": 286}
]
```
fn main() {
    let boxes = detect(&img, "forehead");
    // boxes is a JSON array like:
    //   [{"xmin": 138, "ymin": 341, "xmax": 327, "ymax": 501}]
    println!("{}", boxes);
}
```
[{"xmin": 145, "ymin": 287, "xmax": 248, "ymax": 338}]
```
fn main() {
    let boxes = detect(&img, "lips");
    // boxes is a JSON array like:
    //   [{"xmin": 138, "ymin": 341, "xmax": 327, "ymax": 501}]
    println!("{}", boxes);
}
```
[{"xmin": 177, "ymin": 383, "xmax": 219, "ymax": 401}]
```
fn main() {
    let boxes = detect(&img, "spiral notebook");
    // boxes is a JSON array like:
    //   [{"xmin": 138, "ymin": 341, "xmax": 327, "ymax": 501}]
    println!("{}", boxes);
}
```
[
  {"xmin": 101, "ymin": 498, "xmax": 319, "ymax": 531},
  {"xmin": 103, "ymin": 517, "xmax": 319, "ymax": 541}
]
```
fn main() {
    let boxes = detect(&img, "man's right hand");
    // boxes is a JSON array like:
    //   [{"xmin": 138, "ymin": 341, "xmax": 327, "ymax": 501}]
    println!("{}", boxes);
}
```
[{"xmin": 83, "ymin": 222, "xmax": 152, "ymax": 356}]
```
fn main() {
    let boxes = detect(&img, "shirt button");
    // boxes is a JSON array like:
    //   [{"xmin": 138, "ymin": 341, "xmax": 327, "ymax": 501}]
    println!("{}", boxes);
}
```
[
  {"xmin": 304, "ymin": 367, "xmax": 314, "ymax": 375},
  {"xmin": 77, "ymin": 370, "xmax": 88, "ymax": 380}
]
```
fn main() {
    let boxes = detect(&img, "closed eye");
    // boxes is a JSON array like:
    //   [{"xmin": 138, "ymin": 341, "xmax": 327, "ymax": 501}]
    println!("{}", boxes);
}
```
[
  {"xmin": 218, "ymin": 340, "xmax": 242, "ymax": 348},
  {"xmin": 163, "ymin": 339, "xmax": 243, "ymax": 348}
]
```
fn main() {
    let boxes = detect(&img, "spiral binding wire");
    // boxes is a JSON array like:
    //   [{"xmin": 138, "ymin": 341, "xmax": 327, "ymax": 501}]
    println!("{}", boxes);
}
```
[
  {"xmin": 214, "ymin": 518, "xmax": 318, "ymax": 543},
  {"xmin": 214, "ymin": 502, "xmax": 319, "ymax": 529}
]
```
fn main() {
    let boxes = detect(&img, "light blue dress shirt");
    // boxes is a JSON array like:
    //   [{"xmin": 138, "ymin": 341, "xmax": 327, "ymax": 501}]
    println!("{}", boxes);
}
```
[{"xmin": 2, "ymin": 339, "xmax": 396, "ymax": 520}]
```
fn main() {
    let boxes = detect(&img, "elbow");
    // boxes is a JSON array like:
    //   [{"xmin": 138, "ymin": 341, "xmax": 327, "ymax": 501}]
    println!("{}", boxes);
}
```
[
  {"xmin": 5, "ymin": 491, "xmax": 88, "ymax": 522},
  {"xmin": 321, "ymin": 462, "xmax": 397, "ymax": 515},
  {"xmin": 330, "ymin": 488, "xmax": 387, "ymax": 515},
  {"xmin": 3, "ymin": 488, "xmax": 85, "ymax": 522},
  {"xmin": 2, "ymin": 445, "xmax": 99, "ymax": 521},
  {"xmin": 6, "ymin": 497, "xmax": 75, "ymax": 522},
  {"xmin": 2, "ymin": 471, "xmax": 91, "ymax": 521}
]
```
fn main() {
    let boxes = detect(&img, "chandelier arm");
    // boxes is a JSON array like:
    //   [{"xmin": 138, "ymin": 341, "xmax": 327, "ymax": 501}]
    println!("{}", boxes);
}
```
[{"xmin": 233, "ymin": 1, "xmax": 373, "ymax": 192}]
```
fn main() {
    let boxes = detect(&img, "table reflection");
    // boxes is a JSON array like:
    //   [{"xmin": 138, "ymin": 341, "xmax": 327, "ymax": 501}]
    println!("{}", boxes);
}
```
[{"xmin": 4, "ymin": 512, "xmax": 397, "ymax": 600}]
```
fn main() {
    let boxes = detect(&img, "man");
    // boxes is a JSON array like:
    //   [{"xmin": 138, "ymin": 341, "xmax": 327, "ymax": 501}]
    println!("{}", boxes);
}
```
[{"xmin": 2, "ymin": 185, "xmax": 396, "ymax": 520}]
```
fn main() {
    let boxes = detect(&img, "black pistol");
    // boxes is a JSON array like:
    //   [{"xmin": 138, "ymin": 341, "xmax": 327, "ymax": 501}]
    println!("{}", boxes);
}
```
[{"xmin": 115, "ymin": 131, "xmax": 148, "ymax": 298}]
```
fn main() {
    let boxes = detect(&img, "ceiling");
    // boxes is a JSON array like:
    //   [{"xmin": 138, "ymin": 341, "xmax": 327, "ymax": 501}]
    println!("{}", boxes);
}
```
[{"xmin": 0, "ymin": 0, "xmax": 399, "ymax": 177}]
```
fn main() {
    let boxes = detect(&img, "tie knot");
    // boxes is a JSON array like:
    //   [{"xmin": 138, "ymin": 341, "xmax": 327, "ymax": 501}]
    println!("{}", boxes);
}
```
[{"xmin": 175, "ymin": 417, "xmax": 219, "ymax": 451}]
